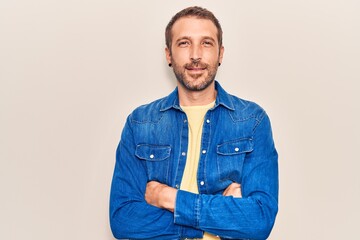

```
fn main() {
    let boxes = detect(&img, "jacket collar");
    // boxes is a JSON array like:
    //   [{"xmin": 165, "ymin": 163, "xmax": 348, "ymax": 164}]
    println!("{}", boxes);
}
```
[{"xmin": 160, "ymin": 81, "xmax": 235, "ymax": 112}]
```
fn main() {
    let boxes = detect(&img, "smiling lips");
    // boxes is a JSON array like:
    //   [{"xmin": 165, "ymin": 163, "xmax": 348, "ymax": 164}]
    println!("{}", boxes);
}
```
[
  {"xmin": 185, "ymin": 63, "xmax": 207, "ymax": 73},
  {"xmin": 186, "ymin": 67, "xmax": 206, "ymax": 72}
]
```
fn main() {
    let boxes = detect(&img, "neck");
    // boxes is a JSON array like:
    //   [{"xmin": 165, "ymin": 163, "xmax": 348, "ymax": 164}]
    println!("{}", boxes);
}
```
[{"xmin": 178, "ymin": 82, "xmax": 217, "ymax": 106}]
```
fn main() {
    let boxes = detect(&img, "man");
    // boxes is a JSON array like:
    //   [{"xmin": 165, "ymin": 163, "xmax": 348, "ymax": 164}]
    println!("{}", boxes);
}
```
[{"xmin": 110, "ymin": 6, "xmax": 278, "ymax": 240}]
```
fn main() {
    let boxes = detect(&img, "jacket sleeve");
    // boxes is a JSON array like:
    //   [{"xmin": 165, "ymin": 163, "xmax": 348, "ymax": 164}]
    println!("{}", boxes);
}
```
[
  {"xmin": 109, "ymin": 116, "xmax": 201, "ymax": 239},
  {"xmin": 109, "ymin": 116, "xmax": 176, "ymax": 239},
  {"xmin": 174, "ymin": 112, "xmax": 279, "ymax": 240}
]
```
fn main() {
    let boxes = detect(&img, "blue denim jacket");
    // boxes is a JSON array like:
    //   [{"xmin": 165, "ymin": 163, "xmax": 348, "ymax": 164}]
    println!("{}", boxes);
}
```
[{"xmin": 110, "ymin": 81, "xmax": 278, "ymax": 240}]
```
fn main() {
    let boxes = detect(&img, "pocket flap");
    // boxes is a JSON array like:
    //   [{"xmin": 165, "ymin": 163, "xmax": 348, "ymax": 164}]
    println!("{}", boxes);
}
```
[
  {"xmin": 217, "ymin": 138, "xmax": 253, "ymax": 155},
  {"xmin": 135, "ymin": 144, "xmax": 171, "ymax": 161}
]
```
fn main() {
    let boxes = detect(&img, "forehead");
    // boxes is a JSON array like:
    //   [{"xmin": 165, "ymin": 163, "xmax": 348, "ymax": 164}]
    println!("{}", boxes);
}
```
[{"xmin": 171, "ymin": 17, "xmax": 218, "ymax": 41}]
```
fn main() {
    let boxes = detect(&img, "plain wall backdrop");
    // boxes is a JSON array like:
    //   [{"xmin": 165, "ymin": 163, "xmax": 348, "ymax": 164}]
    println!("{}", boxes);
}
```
[{"xmin": 1, "ymin": 0, "xmax": 359, "ymax": 239}]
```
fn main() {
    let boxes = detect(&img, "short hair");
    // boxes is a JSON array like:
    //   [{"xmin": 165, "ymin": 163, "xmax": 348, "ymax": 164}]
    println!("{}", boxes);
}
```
[{"xmin": 165, "ymin": 6, "xmax": 223, "ymax": 51}]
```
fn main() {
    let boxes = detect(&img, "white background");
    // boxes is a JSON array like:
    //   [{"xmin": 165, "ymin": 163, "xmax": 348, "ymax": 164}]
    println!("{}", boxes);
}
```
[{"xmin": 1, "ymin": 0, "xmax": 359, "ymax": 239}]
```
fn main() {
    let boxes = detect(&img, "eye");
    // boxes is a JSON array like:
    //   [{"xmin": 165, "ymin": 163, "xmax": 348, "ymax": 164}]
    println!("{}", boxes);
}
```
[
  {"xmin": 202, "ymin": 40, "xmax": 214, "ymax": 47},
  {"xmin": 178, "ymin": 41, "xmax": 190, "ymax": 47}
]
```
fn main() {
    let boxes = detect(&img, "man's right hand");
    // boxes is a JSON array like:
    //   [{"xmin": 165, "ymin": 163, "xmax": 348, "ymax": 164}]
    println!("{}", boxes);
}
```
[
  {"xmin": 223, "ymin": 182, "xmax": 242, "ymax": 198},
  {"xmin": 145, "ymin": 181, "xmax": 177, "ymax": 212}
]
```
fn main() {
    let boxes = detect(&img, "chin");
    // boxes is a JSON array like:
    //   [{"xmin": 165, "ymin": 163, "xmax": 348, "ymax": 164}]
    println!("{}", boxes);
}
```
[{"xmin": 183, "ymin": 78, "xmax": 214, "ymax": 92}]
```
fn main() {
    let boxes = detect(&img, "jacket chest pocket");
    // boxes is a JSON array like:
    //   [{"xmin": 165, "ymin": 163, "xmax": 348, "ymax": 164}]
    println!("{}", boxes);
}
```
[
  {"xmin": 135, "ymin": 144, "xmax": 171, "ymax": 182},
  {"xmin": 216, "ymin": 138, "xmax": 253, "ymax": 182}
]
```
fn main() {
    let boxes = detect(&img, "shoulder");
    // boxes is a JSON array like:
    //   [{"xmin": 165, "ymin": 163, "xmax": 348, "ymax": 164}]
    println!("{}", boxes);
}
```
[
  {"xmin": 227, "ymin": 93, "xmax": 267, "ymax": 123},
  {"xmin": 128, "ymin": 96, "xmax": 168, "ymax": 124},
  {"xmin": 216, "ymin": 81, "xmax": 267, "ymax": 122}
]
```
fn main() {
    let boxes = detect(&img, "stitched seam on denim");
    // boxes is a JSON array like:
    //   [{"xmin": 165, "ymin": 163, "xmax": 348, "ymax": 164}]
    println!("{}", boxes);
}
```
[
  {"xmin": 194, "ymin": 195, "xmax": 200, "ymax": 228},
  {"xmin": 228, "ymin": 110, "xmax": 257, "ymax": 123},
  {"xmin": 120, "ymin": 116, "xmax": 136, "ymax": 150},
  {"xmin": 174, "ymin": 113, "xmax": 187, "ymax": 188},
  {"xmin": 252, "ymin": 110, "xmax": 266, "ymax": 133},
  {"xmin": 217, "ymin": 137, "xmax": 253, "ymax": 147},
  {"xmin": 131, "ymin": 112, "xmax": 165, "ymax": 124},
  {"xmin": 202, "ymin": 111, "xmax": 212, "ymax": 193},
  {"xmin": 135, "ymin": 145, "xmax": 171, "ymax": 160}
]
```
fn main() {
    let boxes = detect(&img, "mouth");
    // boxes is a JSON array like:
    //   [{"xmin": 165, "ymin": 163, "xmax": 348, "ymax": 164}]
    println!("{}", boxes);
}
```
[
  {"xmin": 185, "ymin": 65, "xmax": 207, "ymax": 73},
  {"xmin": 186, "ymin": 67, "xmax": 206, "ymax": 71}
]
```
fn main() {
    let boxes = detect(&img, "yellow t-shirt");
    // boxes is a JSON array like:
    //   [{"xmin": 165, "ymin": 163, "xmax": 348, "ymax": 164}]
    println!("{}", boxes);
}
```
[{"xmin": 180, "ymin": 101, "xmax": 219, "ymax": 240}]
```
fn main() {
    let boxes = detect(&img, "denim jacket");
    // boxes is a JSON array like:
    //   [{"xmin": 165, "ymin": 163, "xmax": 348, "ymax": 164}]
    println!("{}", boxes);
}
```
[{"xmin": 110, "ymin": 81, "xmax": 278, "ymax": 240}]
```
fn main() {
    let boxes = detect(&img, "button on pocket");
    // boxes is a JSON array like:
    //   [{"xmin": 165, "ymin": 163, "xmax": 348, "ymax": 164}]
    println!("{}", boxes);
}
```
[
  {"xmin": 216, "ymin": 138, "xmax": 253, "ymax": 182},
  {"xmin": 217, "ymin": 138, "xmax": 253, "ymax": 156},
  {"xmin": 135, "ymin": 144, "xmax": 171, "ymax": 182}
]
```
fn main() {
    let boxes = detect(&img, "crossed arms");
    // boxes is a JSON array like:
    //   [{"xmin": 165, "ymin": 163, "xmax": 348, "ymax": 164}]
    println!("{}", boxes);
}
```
[
  {"xmin": 145, "ymin": 181, "xmax": 242, "ymax": 212},
  {"xmin": 110, "ymin": 113, "xmax": 278, "ymax": 240}
]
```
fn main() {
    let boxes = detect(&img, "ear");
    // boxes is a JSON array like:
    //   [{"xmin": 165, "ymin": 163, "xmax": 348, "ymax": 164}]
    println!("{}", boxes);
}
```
[
  {"xmin": 218, "ymin": 46, "xmax": 224, "ymax": 65},
  {"xmin": 165, "ymin": 47, "xmax": 171, "ymax": 65}
]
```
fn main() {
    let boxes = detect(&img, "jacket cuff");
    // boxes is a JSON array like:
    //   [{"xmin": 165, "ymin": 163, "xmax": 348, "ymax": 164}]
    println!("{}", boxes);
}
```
[{"xmin": 174, "ymin": 190, "xmax": 200, "ymax": 228}]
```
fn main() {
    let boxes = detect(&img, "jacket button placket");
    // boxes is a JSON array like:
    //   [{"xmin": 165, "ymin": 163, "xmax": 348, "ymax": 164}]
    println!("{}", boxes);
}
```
[
  {"xmin": 175, "ymin": 113, "xmax": 189, "ymax": 190},
  {"xmin": 198, "ymin": 111, "xmax": 212, "ymax": 193}
]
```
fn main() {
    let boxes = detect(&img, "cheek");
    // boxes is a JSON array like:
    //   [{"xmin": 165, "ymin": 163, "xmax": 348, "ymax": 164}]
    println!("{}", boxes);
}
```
[
  {"xmin": 204, "ymin": 50, "xmax": 220, "ymax": 62},
  {"xmin": 172, "ymin": 47, "xmax": 194, "ymax": 61}
]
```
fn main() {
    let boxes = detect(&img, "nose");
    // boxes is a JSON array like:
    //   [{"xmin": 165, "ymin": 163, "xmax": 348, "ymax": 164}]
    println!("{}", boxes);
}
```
[{"xmin": 190, "ymin": 44, "xmax": 202, "ymax": 62}]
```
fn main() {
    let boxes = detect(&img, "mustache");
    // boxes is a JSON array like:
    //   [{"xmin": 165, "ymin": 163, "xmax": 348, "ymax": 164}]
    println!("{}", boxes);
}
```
[{"xmin": 184, "ymin": 61, "xmax": 208, "ymax": 69}]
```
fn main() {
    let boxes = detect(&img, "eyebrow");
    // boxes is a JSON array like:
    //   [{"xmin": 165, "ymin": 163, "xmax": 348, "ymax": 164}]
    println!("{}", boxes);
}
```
[
  {"xmin": 175, "ymin": 36, "xmax": 191, "ymax": 44},
  {"xmin": 202, "ymin": 36, "xmax": 216, "ymax": 42},
  {"xmin": 175, "ymin": 36, "xmax": 216, "ymax": 44}
]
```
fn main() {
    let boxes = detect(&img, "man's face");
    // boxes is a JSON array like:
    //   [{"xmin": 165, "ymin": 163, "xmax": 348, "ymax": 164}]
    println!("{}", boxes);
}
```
[{"xmin": 166, "ymin": 17, "xmax": 224, "ymax": 92}]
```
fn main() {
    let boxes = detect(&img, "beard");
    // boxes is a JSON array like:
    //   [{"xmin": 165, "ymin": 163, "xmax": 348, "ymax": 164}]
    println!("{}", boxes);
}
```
[{"xmin": 171, "ymin": 58, "xmax": 219, "ymax": 91}]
